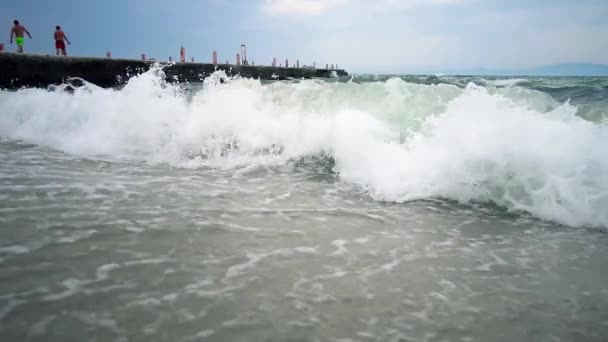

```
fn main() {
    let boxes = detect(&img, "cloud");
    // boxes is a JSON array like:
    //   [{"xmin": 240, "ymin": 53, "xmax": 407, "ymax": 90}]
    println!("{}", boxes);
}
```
[
  {"xmin": 372, "ymin": 0, "xmax": 462, "ymax": 9},
  {"xmin": 260, "ymin": 0, "xmax": 462, "ymax": 17},
  {"xmin": 256, "ymin": 0, "xmax": 608, "ymax": 72},
  {"xmin": 261, "ymin": 0, "xmax": 346, "ymax": 16}
]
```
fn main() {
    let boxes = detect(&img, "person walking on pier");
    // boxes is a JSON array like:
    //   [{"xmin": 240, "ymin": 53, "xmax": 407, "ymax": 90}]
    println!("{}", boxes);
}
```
[
  {"xmin": 10, "ymin": 20, "xmax": 32, "ymax": 53},
  {"xmin": 54, "ymin": 26, "xmax": 70, "ymax": 56}
]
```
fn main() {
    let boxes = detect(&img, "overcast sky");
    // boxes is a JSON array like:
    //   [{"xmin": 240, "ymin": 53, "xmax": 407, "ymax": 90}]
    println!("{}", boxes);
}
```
[{"xmin": 2, "ymin": 0, "xmax": 607, "ymax": 73}]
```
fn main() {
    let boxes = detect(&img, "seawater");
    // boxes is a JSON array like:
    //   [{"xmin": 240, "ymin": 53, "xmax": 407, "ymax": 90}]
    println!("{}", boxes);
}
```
[{"xmin": 1, "ymin": 69, "xmax": 607, "ymax": 341}]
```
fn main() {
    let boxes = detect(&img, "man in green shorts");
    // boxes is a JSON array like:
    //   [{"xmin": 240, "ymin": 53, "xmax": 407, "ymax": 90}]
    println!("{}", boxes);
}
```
[{"xmin": 10, "ymin": 20, "xmax": 32, "ymax": 53}]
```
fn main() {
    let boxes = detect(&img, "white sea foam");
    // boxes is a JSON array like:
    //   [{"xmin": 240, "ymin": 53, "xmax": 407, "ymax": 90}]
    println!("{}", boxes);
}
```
[
  {"xmin": 0, "ymin": 245, "xmax": 30, "ymax": 255},
  {"xmin": 0, "ymin": 69, "xmax": 606, "ymax": 228},
  {"xmin": 486, "ymin": 78, "xmax": 529, "ymax": 87}
]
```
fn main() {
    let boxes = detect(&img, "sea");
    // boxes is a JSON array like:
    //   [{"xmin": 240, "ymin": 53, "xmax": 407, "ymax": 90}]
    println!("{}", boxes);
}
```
[{"xmin": 1, "ymin": 69, "xmax": 607, "ymax": 342}]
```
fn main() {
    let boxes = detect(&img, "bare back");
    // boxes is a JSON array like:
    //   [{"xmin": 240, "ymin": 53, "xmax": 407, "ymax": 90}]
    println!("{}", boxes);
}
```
[
  {"xmin": 12, "ymin": 25, "xmax": 26, "ymax": 38},
  {"xmin": 54, "ymin": 30, "xmax": 65, "ymax": 41}
]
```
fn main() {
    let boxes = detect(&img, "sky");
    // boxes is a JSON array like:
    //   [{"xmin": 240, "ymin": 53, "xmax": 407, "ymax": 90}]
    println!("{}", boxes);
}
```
[{"xmin": 1, "ymin": 0, "xmax": 607, "ymax": 73}]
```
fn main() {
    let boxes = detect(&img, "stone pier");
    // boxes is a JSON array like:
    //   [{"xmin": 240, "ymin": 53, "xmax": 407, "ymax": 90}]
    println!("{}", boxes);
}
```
[{"xmin": 0, "ymin": 53, "xmax": 348, "ymax": 89}]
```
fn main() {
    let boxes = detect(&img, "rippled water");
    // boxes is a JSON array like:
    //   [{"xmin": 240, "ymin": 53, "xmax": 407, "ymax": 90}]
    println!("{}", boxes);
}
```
[{"xmin": 1, "ymin": 72, "xmax": 608, "ymax": 341}]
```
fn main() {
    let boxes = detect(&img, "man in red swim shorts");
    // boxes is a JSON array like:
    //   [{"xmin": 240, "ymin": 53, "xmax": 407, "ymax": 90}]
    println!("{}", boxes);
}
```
[{"xmin": 54, "ymin": 25, "xmax": 70, "ymax": 56}]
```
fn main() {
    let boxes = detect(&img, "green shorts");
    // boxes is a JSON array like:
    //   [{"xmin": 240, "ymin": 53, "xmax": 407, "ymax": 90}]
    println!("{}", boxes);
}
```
[{"xmin": 15, "ymin": 37, "xmax": 24, "ymax": 47}]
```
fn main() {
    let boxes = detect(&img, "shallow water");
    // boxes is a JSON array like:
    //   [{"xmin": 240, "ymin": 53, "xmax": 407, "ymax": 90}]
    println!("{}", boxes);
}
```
[{"xmin": 1, "ymin": 72, "xmax": 608, "ymax": 341}]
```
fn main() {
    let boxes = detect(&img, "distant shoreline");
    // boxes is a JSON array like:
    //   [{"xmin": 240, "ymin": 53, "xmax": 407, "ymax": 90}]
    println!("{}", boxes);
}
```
[{"xmin": 367, "ymin": 63, "xmax": 608, "ymax": 77}]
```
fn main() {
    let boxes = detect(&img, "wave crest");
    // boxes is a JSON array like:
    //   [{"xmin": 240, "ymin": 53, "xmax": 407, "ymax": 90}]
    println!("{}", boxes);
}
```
[{"xmin": 1, "ymin": 70, "xmax": 606, "ymax": 228}]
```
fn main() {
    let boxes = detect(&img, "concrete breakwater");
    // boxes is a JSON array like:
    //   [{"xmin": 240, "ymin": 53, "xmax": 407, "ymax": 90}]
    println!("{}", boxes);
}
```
[{"xmin": 0, "ymin": 53, "xmax": 348, "ymax": 89}]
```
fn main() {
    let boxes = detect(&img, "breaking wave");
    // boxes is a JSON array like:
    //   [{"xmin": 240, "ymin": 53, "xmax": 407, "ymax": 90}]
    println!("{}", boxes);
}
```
[{"xmin": 1, "ymin": 68, "xmax": 607, "ymax": 228}]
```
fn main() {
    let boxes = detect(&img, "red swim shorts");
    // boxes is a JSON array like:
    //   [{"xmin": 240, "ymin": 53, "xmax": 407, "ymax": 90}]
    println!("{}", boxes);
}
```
[{"xmin": 55, "ymin": 40, "xmax": 65, "ymax": 50}]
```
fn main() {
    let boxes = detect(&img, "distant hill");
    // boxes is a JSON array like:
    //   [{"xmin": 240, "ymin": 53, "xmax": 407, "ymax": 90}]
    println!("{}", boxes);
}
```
[
  {"xmin": 407, "ymin": 63, "xmax": 608, "ymax": 77},
  {"xmin": 523, "ymin": 63, "xmax": 608, "ymax": 76}
]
